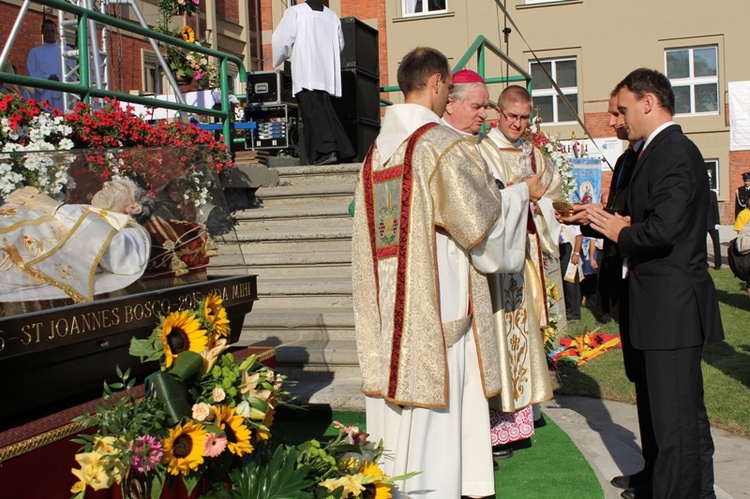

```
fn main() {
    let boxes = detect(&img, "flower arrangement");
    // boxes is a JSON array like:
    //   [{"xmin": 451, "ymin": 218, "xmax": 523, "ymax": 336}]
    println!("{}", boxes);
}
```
[
  {"xmin": 70, "ymin": 295, "xmax": 412, "ymax": 498},
  {"xmin": 0, "ymin": 94, "xmax": 233, "ymax": 208},
  {"xmin": 522, "ymin": 129, "xmax": 576, "ymax": 203},
  {"xmin": 166, "ymin": 26, "xmax": 220, "ymax": 90},
  {"xmin": 0, "ymin": 94, "xmax": 75, "ymax": 196},
  {"xmin": 71, "ymin": 294, "xmax": 290, "ymax": 497},
  {"xmin": 158, "ymin": 0, "xmax": 200, "ymax": 17}
]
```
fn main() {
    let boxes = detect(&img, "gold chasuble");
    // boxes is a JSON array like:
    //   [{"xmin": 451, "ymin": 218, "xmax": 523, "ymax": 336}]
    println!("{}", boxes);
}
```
[
  {"xmin": 353, "ymin": 123, "xmax": 505, "ymax": 408},
  {"xmin": 478, "ymin": 128, "xmax": 562, "ymax": 412}
]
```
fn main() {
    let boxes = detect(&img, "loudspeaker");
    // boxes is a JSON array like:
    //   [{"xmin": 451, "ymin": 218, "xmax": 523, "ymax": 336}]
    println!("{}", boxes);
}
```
[
  {"xmin": 339, "ymin": 117, "xmax": 380, "ymax": 163},
  {"xmin": 333, "ymin": 69, "xmax": 381, "ymax": 123},
  {"xmin": 340, "ymin": 17, "xmax": 379, "ymax": 77}
]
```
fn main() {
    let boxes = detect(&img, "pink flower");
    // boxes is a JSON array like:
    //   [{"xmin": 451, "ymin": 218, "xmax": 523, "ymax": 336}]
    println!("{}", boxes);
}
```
[
  {"xmin": 128, "ymin": 435, "xmax": 164, "ymax": 472},
  {"xmin": 203, "ymin": 432, "xmax": 227, "ymax": 457}
]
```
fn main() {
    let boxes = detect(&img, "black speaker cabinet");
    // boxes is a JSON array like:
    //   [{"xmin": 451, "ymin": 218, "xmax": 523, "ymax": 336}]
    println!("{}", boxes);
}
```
[
  {"xmin": 339, "ymin": 117, "xmax": 380, "ymax": 163},
  {"xmin": 340, "ymin": 17, "xmax": 379, "ymax": 77},
  {"xmin": 333, "ymin": 69, "xmax": 381, "ymax": 124}
]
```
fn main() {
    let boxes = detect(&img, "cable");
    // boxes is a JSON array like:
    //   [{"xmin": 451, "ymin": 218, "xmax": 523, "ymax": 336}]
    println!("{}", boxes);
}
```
[{"xmin": 494, "ymin": 0, "xmax": 613, "ymax": 170}]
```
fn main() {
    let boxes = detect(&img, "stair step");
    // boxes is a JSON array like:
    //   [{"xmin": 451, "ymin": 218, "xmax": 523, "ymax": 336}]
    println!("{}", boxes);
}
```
[
  {"xmin": 256, "ymin": 183, "xmax": 356, "ymax": 203},
  {"xmin": 258, "ymin": 276, "xmax": 352, "ymax": 296},
  {"xmin": 214, "ymin": 265, "xmax": 351, "ymax": 281},
  {"xmin": 234, "ymin": 203, "xmax": 352, "ymax": 221},
  {"xmin": 272, "ymin": 164, "xmax": 361, "ymax": 187},
  {"xmin": 233, "ymin": 226, "xmax": 352, "ymax": 243},
  {"xmin": 242, "ymin": 308, "xmax": 355, "ymax": 329},
  {"xmin": 235, "ymin": 217, "xmax": 352, "ymax": 233}
]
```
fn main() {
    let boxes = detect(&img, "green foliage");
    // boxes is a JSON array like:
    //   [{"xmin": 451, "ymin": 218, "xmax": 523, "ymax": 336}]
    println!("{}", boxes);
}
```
[
  {"xmin": 559, "ymin": 268, "xmax": 750, "ymax": 436},
  {"xmin": 202, "ymin": 445, "xmax": 314, "ymax": 499}
]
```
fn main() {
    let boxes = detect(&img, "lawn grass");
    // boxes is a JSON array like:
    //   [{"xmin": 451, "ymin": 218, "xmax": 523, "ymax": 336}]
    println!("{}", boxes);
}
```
[
  {"xmin": 274, "ymin": 408, "xmax": 604, "ymax": 498},
  {"xmin": 558, "ymin": 267, "xmax": 750, "ymax": 437}
]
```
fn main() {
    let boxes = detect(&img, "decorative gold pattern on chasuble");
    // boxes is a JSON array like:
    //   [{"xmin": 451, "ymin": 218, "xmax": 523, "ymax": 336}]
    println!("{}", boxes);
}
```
[
  {"xmin": 503, "ymin": 275, "xmax": 530, "ymax": 402},
  {"xmin": 373, "ymin": 172, "xmax": 403, "ymax": 259}
]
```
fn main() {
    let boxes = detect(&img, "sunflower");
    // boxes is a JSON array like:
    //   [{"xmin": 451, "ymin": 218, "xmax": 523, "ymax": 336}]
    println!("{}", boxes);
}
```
[
  {"xmin": 180, "ymin": 25, "xmax": 195, "ymax": 43},
  {"xmin": 203, "ymin": 293, "xmax": 230, "ymax": 337},
  {"xmin": 360, "ymin": 462, "xmax": 392, "ymax": 499},
  {"xmin": 214, "ymin": 405, "xmax": 254, "ymax": 456},
  {"xmin": 157, "ymin": 309, "xmax": 207, "ymax": 368},
  {"xmin": 255, "ymin": 406, "xmax": 275, "ymax": 442},
  {"xmin": 162, "ymin": 421, "xmax": 207, "ymax": 476}
]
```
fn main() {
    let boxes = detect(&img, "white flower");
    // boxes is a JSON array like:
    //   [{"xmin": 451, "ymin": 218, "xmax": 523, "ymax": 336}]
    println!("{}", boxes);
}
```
[
  {"xmin": 212, "ymin": 386, "xmax": 226, "ymax": 403},
  {"xmin": 191, "ymin": 402, "xmax": 213, "ymax": 421},
  {"xmin": 235, "ymin": 400, "xmax": 251, "ymax": 418}
]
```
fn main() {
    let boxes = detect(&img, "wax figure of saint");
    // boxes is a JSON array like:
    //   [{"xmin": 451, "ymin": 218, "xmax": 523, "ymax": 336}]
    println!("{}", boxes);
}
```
[
  {"xmin": 353, "ymin": 48, "xmax": 545, "ymax": 498},
  {"xmin": 0, "ymin": 179, "xmax": 151, "ymax": 303},
  {"xmin": 271, "ymin": 0, "xmax": 354, "ymax": 165},
  {"xmin": 476, "ymin": 84, "xmax": 559, "ymax": 457},
  {"xmin": 26, "ymin": 19, "xmax": 66, "ymax": 112}
]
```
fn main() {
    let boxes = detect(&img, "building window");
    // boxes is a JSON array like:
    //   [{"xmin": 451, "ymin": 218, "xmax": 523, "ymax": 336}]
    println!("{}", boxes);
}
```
[
  {"xmin": 665, "ymin": 46, "xmax": 718, "ymax": 115},
  {"xmin": 705, "ymin": 159, "xmax": 718, "ymax": 192},
  {"xmin": 529, "ymin": 57, "xmax": 578, "ymax": 124},
  {"xmin": 402, "ymin": 0, "xmax": 447, "ymax": 16},
  {"xmin": 142, "ymin": 50, "xmax": 162, "ymax": 94}
]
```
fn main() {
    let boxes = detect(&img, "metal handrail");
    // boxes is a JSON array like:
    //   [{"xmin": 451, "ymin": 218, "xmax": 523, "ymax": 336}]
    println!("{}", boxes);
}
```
[
  {"xmin": 380, "ymin": 35, "xmax": 532, "ymax": 98},
  {"xmin": 0, "ymin": 0, "xmax": 246, "ymax": 148}
]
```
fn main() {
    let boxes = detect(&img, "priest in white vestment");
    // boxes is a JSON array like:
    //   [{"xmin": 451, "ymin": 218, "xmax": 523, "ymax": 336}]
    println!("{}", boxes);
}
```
[
  {"xmin": 26, "ymin": 19, "xmax": 66, "ymax": 112},
  {"xmin": 477, "ymin": 85, "xmax": 564, "ymax": 454},
  {"xmin": 353, "ymin": 49, "xmax": 545, "ymax": 498}
]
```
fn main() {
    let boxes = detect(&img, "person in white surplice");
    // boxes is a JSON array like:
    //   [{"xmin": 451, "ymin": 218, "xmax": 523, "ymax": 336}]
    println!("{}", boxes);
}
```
[
  {"xmin": 271, "ymin": 0, "xmax": 353, "ymax": 165},
  {"xmin": 352, "ymin": 47, "xmax": 546, "ymax": 498}
]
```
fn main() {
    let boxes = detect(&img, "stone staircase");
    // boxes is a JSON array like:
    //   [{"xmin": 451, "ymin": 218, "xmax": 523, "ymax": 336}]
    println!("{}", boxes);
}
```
[{"xmin": 209, "ymin": 162, "xmax": 365, "ymax": 409}]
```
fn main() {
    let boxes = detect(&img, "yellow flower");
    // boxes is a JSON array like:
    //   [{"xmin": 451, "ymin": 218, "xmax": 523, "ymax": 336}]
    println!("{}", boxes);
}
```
[
  {"xmin": 319, "ymin": 474, "xmax": 366, "ymax": 498},
  {"xmin": 203, "ymin": 293, "xmax": 231, "ymax": 337},
  {"xmin": 157, "ymin": 309, "xmax": 207, "ymax": 368},
  {"xmin": 255, "ymin": 406, "xmax": 275, "ymax": 441},
  {"xmin": 70, "ymin": 481, "xmax": 85, "ymax": 494},
  {"xmin": 215, "ymin": 405, "xmax": 254, "ymax": 456},
  {"xmin": 372, "ymin": 482, "xmax": 393, "ymax": 499},
  {"xmin": 162, "ymin": 420, "xmax": 207, "ymax": 475},
  {"xmin": 71, "ymin": 451, "xmax": 115, "ymax": 491},
  {"xmin": 180, "ymin": 25, "xmax": 195, "ymax": 43},
  {"xmin": 360, "ymin": 462, "xmax": 392, "ymax": 498}
]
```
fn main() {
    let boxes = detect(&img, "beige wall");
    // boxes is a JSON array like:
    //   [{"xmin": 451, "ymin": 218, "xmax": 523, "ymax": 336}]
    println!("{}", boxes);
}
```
[{"xmin": 381, "ymin": 0, "xmax": 750, "ymax": 208}]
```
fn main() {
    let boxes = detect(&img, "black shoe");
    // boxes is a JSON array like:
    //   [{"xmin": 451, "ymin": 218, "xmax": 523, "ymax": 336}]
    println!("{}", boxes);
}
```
[
  {"xmin": 611, "ymin": 469, "xmax": 650, "ymax": 490},
  {"xmin": 313, "ymin": 151, "xmax": 338, "ymax": 165},
  {"xmin": 492, "ymin": 445, "xmax": 514, "ymax": 460},
  {"xmin": 620, "ymin": 485, "xmax": 652, "ymax": 499},
  {"xmin": 597, "ymin": 313, "xmax": 612, "ymax": 324}
]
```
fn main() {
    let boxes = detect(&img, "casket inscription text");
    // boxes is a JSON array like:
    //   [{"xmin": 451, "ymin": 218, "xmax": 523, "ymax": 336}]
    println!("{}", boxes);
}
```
[{"xmin": 0, "ymin": 276, "xmax": 256, "ymax": 359}]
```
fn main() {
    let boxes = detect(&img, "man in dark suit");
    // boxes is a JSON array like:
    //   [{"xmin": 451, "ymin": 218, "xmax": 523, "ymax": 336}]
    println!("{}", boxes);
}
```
[
  {"xmin": 586, "ymin": 68, "xmax": 724, "ymax": 499},
  {"xmin": 574, "ymin": 90, "xmax": 656, "ymax": 499}
]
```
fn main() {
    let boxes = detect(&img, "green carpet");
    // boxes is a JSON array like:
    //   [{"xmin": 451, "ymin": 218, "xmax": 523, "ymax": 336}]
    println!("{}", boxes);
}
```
[{"xmin": 274, "ymin": 408, "xmax": 603, "ymax": 498}]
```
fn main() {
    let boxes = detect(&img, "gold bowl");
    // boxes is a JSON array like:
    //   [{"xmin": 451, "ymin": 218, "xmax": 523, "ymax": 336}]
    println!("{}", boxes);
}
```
[{"xmin": 552, "ymin": 201, "xmax": 576, "ymax": 217}]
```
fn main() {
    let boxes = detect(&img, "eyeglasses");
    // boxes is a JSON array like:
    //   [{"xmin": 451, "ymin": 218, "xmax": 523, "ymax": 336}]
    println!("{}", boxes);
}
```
[{"xmin": 500, "ymin": 109, "xmax": 531, "ymax": 124}]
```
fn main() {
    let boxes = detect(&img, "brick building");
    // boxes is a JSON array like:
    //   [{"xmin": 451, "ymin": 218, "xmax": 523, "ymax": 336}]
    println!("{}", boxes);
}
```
[{"xmin": 4, "ymin": 0, "xmax": 749, "ymax": 223}]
